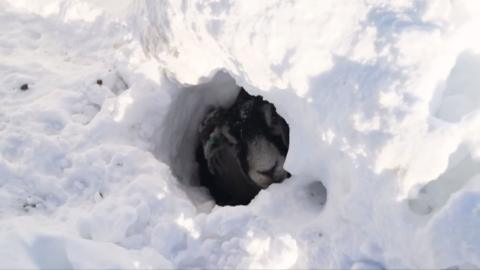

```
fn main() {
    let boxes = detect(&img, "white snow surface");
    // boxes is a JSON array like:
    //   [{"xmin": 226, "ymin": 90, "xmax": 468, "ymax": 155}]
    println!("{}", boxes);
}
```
[{"xmin": 1, "ymin": 0, "xmax": 480, "ymax": 269}]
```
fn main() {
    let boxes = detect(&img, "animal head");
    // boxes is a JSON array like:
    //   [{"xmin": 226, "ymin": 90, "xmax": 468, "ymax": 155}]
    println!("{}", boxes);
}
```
[
  {"xmin": 246, "ymin": 136, "xmax": 291, "ymax": 188},
  {"xmin": 199, "ymin": 89, "xmax": 291, "ymax": 191}
]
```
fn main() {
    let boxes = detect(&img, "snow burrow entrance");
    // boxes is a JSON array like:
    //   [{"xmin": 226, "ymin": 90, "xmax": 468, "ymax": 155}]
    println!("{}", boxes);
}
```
[{"xmin": 157, "ymin": 71, "xmax": 291, "ymax": 206}]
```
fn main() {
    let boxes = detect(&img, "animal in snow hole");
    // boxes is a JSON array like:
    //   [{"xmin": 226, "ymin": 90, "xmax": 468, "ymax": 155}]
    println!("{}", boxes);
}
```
[{"xmin": 196, "ymin": 88, "xmax": 291, "ymax": 206}]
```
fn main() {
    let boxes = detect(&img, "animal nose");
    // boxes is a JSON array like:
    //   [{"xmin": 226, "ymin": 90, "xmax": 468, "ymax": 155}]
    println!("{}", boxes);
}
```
[{"xmin": 271, "ymin": 169, "xmax": 291, "ymax": 183}]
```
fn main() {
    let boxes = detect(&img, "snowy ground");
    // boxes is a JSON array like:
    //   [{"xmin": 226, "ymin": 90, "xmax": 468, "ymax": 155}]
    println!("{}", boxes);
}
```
[{"xmin": 1, "ymin": 0, "xmax": 480, "ymax": 269}]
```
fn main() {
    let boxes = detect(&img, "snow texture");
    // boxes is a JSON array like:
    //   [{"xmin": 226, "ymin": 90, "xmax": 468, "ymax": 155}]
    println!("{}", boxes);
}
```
[{"xmin": 1, "ymin": 0, "xmax": 480, "ymax": 269}]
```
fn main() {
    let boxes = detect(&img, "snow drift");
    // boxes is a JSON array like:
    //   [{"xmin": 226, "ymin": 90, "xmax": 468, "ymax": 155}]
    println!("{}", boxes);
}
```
[{"xmin": 1, "ymin": 0, "xmax": 480, "ymax": 269}]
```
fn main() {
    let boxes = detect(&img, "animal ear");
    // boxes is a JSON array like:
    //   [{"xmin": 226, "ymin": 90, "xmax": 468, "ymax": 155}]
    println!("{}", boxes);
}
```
[
  {"xmin": 262, "ymin": 104, "xmax": 273, "ymax": 127},
  {"xmin": 278, "ymin": 117, "xmax": 290, "ymax": 149},
  {"xmin": 236, "ymin": 87, "xmax": 251, "ymax": 103}
]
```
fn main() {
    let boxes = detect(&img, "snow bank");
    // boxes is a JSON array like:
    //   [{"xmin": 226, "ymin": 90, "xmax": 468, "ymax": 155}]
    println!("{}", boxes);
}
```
[{"xmin": 1, "ymin": 0, "xmax": 480, "ymax": 269}]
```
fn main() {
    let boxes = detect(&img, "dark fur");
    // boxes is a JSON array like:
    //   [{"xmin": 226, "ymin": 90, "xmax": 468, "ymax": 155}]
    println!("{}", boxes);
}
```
[{"xmin": 196, "ymin": 88, "xmax": 290, "ymax": 206}]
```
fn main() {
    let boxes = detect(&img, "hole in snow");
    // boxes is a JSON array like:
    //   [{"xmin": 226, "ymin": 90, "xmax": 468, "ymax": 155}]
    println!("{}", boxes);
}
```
[{"xmin": 158, "ymin": 71, "xmax": 291, "ymax": 206}]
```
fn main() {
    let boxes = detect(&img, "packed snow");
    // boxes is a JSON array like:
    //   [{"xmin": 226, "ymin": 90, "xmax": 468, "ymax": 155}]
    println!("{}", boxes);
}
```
[{"xmin": 1, "ymin": 0, "xmax": 480, "ymax": 268}]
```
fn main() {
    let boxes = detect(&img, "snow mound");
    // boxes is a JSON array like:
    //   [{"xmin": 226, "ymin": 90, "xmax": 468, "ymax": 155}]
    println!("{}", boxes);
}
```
[{"xmin": 1, "ymin": 0, "xmax": 480, "ymax": 269}]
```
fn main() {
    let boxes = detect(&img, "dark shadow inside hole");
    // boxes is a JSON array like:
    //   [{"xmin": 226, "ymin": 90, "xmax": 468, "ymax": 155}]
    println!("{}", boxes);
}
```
[{"xmin": 195, "ymin": 87, "xmax": 291, "ymax": 206}]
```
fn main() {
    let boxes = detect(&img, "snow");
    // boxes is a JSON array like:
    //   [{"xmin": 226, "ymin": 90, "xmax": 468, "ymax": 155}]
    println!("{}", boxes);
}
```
[{"xmin": 1, "ymin": 0, "xmax": 480, "ymax": 269}]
